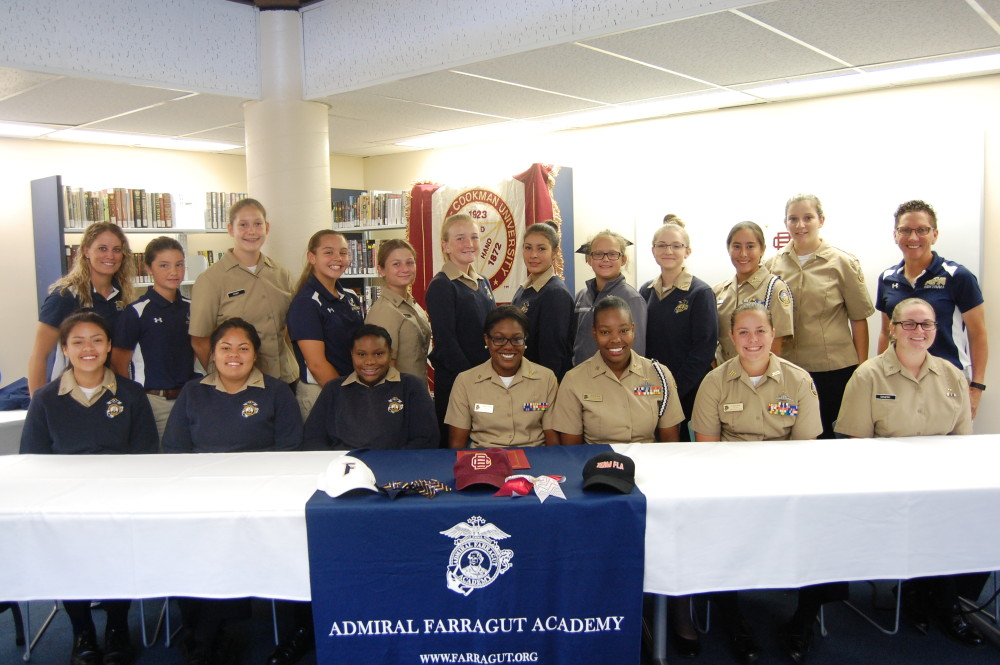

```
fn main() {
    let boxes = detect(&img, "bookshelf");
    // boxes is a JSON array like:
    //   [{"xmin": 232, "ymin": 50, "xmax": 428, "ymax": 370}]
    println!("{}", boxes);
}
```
[
  {"xmin": 31, "ymin": 175, "xmax": 235, "ymax": 312},
  {"xmin": 330, "ymin": 188, "xmax": 409, "ymax": 314}
]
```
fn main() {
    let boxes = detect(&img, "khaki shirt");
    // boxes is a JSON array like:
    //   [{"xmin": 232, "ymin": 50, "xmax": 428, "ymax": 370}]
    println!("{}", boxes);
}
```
[
  {"xmin": 520, "ymin": 265, "xmax": 556, "ymax": 292},
  {"xmin": 766, "ymin": 240, "xmax": 875, "ymax": 372},
  {"xmin": 59, "ymin": 368, "xmax": 119, "ymax": 408},
  {"xmin": 341, "ymin": 366, "xmax": 402, "ymax": 388},
  {"xmin": 691, "ymin": 354, "xmax": 822, "ymax": 441},
  {"xmin": 365, "ymin": 290, "xmax": 431, "ymax": 385},
  {"xmin": 189, "ymin": 250, "xmax": 298, "ymax": 383},
  {"xmin": 443, "ymin": 260, "xmax": 486, "ymax": 290},
  {"xmin": 445, "ymin": 358, "xmax": 557, "ymax": 448},
  {"xmin": 551, "ymin": 351, "xmax": 684, "ymax": 443},
  {"xmin": 200, "ymin": 367, "xmax": 267, "ymax": 393},
  {"xmin": 649, "ymin": 267, "xmax": 694, "ymax": 300},
  {"xmin": 835, "ymin": 348, "xmax": 972, "ymax": 438},
  {"xmin": 713, "ymin": 266, "xmax": 794, "ymax": 362}
]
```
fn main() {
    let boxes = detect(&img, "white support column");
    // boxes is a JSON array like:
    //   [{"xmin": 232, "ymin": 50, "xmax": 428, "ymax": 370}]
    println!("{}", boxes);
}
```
[{"xmin": 244, "ymin": 8, "xmax": 330, "ymax": 272}]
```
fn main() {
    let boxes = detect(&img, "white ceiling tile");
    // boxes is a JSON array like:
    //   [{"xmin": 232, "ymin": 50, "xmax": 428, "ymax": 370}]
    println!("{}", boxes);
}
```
[
  {"xmin": 0, "ymin": 67, "xmax": 58, "ymax": 100},
  {"xmin": 0, "ymin": 77, "xmax": 189, "ymax": 125},
  {"xmin": 581, "ymin": 10, "xmax": 846, "ymax": 85},
  {"xmin": 365, "ymin": 71, "xmax": 601, "ymax": 118},
  {"xmin": 740, "ymin": 0, "xmax": 1000, "ymax": 66},
  {"xmin": 329, "ymin": 115, "xmax": 434, "ymax": 144},
  {"xmin": 87, "ymin": 93, "xmax": 249, "ymax": 135},
  {"xmin": 452, "ymin": 43, "xmax": 711, "ymax": 103},
  {"xmin": 318, "ymin": 91, "xmax": 502, "ymax": 131},
  {"xmin": 183, "ymin": 125, "xmax": 246, "ymax": 143},
  {"xmin": 978, "ymin": 0, "xmax": 1000, "ymax": 21}
]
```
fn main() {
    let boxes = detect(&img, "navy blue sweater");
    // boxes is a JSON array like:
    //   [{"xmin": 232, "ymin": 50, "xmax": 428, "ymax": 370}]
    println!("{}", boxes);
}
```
[
  {"xmin": 21, "ymin": 373, "xmax": 158, "ymax": 455},
  {"xmin": 512, "ymin": 274, "xmax": 574, "ymax": 381},
  {"xmin": 425, "ymin": 269, "xmax": 495, "ymax": 379},
  {"xmin": 640, "ymin": 274, "xmax": 718, "ymax": 401}
]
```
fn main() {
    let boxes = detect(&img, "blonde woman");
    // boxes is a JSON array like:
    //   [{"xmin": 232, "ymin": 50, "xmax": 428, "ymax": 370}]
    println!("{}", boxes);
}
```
[{"xmin": 28, "ymin": 221, "xmax": 136, "ymax": 394}]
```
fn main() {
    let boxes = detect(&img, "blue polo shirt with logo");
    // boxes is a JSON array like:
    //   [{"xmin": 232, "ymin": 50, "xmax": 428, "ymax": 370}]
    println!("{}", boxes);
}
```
[
  {"xmin": 39, "ymin": 283, "xmax": 124, "ymax": 329},
  {"xmin": 114, "ymin": 287, "xmax": 198, "ymax": 390},
  {"xmin": 876, "ymin": 252, "xmax": 983, "ymax": 373},
  {"xmin": 287, "ymin": 275, "xmax": 363, "ymax": 383}
]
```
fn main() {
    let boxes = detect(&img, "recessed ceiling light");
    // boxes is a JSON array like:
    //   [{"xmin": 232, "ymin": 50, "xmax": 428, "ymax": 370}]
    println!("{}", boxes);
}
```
[
  {"xmin": 0, "ymin": 121, "xmax": 54, "ymax": 138},
  {"xmin": 45, "ymin": 128, "xmax": 240, "ymax": 151}
]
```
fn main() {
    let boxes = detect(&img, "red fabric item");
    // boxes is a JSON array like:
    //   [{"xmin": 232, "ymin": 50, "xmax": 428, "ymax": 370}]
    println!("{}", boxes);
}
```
[
  {"xmin": 407, "ymin": 182, "xmax": 442, "ymax": 304},
  {"xmin": 513, "ymin": 164, "xmax": 555, "ymax": 227}
]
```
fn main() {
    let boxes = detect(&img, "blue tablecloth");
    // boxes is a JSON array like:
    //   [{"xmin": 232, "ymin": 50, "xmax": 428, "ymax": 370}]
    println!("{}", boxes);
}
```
[{"xmin": 305, "ymin": 445, "xmax": 646, "ymax": 665}]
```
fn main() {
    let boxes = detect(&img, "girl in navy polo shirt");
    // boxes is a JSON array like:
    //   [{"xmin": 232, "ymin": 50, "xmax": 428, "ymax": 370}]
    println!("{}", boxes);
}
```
[
  {"xmin": 287, "ymin": 230, "xmax": 363, "ymax": 419},
  {"xmin": 27, "ymin": 222, "xmax": 137, "ymax": 394},
  {"xmin": 162, "ymin": 318, "xmax": 301, "ymax": 665},
  {"xmin": 112, "ymin": 236, "xmax": 198, "ymax": 439},
  {"xmin": 425, "ymin": 213, "xmax": 496, "ymax": 445},
  {"xmin": 21, "ymin": 311, "xmax": 157, "ymax": 665}
]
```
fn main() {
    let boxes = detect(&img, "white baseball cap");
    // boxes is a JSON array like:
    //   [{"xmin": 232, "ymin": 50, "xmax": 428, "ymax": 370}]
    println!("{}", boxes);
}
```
[{"xmin": 319, "ymin": 456, "xmax": 379, "ymax": 498}]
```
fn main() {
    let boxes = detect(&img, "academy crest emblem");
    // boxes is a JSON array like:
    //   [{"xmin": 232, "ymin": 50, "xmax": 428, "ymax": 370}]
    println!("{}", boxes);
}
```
[
  {"xmin": 241, "ymin": 400, "xmax": 260, "ymax": 418},
  {"xmin": 387, "ymin": 397, "xmax": 404, "ymax": 414},
  {"xmin": 105, "ymin": 398, "xmax": 124, "ymax": 419},
  {"xmin": 440, "ymin": 516, "xmax": 513, "ymax": 596}
]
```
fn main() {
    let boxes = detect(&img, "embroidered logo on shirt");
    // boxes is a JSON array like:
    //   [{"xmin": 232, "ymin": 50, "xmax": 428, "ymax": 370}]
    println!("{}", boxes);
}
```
[
  {"xmin": 519, "ymin": 302, "xmax": 530, "ymax": 314},
  {"xmin": 153, "ymin": 317, "xmax": 163, "ymax": 323},
  {"xmin": 633, "ymin": 383, "xmax": 662, "ymax": 397},
  {"xmin": 522, "ymin": 402, "xmax": 549, "ymax": 412},
  {"xmin": 768, "ymin": 401, "xmax": 799, "ymax": 417},
  {"xmin": 106, "ymin": 398, "xmax": 124, "ymax": 419},
  {"xmin": 924, "ymin": 276, "xmax": 947, "ymax": 289},
  {"xmin": 674, "ymin": 299, "xmax": 689, "ymax": 314},
  {"xmin": 387, "ymin": 397, "xmax": 404, "ymax": 414},
  {"xmin": 241, "ymin": 401, "xmax": 260, "ymax": 418},
  {"xmin": 777, "ymin": 289, "xmax": 791, "ymax": 306}
]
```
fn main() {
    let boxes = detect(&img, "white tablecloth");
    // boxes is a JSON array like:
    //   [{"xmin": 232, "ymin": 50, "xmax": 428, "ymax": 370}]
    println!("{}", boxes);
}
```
[
  {"xmin": 0, "ymin": 437, "xmax": 998, "ymax": 601},
  {"xmin": 0, "ymin": 410, "xmax": 26, "ymax": 456},
  {"xmin": 619, "ymin": 435, "xmax": 1000, "ymax": 595}
]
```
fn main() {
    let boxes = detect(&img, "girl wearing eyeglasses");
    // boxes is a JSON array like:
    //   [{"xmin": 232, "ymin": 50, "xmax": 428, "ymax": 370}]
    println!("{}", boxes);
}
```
[
  {"xmin": 641, "ymin": 220, "xmax": 718, "ymax": 443},
  {"xmin": 287, "ymin": 230, "xmax": 363, "ymax": 418},
  {"xmin": 836, "ymin": 297, "xmax": 981, "ymax": 649},
  {"xmin": 875, "ymin": 200, "xmax": 986, "ymax": 418},
  {"xmin": 571, "ymin": 230, "xmax": 647, "ymax": 366},
  {"xmin": 445, "ymin": 306, "xmax": 558, "ymax": 448}
]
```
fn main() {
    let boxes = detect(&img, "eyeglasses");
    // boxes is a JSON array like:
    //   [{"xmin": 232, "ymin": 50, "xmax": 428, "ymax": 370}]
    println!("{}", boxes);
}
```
[
  {"xmin": 894, "ymin": 226, "xmax": 934, "ymax": 237},
  {"xmin": 892, "ymin": 320, "xmax": 937, "ymax": 331},
  {"xmin": 487, "ymin": 334, "xmax": 527, "ymax": 347},
  {"xmin": 589, "ymin": 251, "xmax": 623, "ymax": 261},
  {"xmin": 652, "ymin": 243, "xmax": 687, "ymax": 252}
]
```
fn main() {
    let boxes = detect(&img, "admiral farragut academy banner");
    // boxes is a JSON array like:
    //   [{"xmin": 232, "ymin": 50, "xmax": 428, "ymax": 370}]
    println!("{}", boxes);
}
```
[
  {"xmin": 408, "ymin": 164, "xmax": 557, "ymax": 304},
  {"xmin": 305, "ymin": 446, "xmax": 645, "ymax": 665}
]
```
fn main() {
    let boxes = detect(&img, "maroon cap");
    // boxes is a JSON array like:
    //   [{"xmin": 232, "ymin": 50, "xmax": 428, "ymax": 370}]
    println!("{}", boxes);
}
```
[{"xmin": 454, "ymin": 450, "xmax": 513, "ymax": 490}]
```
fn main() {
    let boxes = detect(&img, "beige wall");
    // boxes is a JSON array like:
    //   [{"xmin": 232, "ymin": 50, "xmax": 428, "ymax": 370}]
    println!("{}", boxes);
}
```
[{"xmin": 362, "ymin": 74, "xmax": 1000, "ymax": 433}]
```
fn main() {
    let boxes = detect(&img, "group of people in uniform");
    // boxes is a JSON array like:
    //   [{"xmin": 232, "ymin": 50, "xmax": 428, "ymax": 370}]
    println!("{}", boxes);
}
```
[{"xmin": 18, "ymin": 193, "xmax": 988, "ymax": 665}]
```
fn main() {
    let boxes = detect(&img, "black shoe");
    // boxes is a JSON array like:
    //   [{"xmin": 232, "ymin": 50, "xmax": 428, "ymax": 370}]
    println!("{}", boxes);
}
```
[
  {"xmin": 901, "ymin": 583, "xmax": 931, "ymax": 634},
  {"xmin": 728, "ymin": 619, "xmax": 761, "ymax": 664},
  {"xmin": 70, "ymin": 630, "xmax": 101, "ymax": 665},
  {"xmin": 102, "ymin": 627, "xmax": 134, "ymax": 665},
  {"xmin": 940, "ymin": 609, "xmax": 984, "ymax": 647},
  {"xmin": 671, "ymin": 630, "xmax": 701, "ymax": 659},
  {"xmin": 779, "ymin": 621, "xmax": 813, "ymax": 664},
  {"xmin": 266, "ymin": 625, "xmax": 316, "ymax": 665}
]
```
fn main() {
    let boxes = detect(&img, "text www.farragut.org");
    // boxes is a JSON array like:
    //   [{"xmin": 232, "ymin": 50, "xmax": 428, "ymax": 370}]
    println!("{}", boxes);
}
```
[{"xmin": 419, "ymin": 652, "xmax": 539, "ymax": 663}]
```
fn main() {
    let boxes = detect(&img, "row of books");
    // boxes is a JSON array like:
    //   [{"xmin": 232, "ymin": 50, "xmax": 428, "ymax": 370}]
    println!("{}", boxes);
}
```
[
  {"xmin": 194, "ymin": 250, "xmax": 226, "ymax": 266},
  {"xmin": 332, "ymin": 191, "xmax": 406, "ymax": 227},
  {"xmin": 206, "ymin": 192, "xmax": 249, "ymax": 229},
  {"xmin": 341, "ymin": 238, "xmax": 378, "ymax": 276},
  {"xmin": 350, "ymin": 284, "xmax": 383, "ymax": 317},
  {"xmin": 62, "ymin": 186, "xmax": 174, "ymax": 228}
]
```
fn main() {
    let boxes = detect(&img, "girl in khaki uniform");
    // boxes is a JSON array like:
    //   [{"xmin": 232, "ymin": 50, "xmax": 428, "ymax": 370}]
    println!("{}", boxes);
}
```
[
  {"xmin": 713, "ymin": 222, "xmax": 794, "ymax": 363},
  {"xmin": 692, "ymin": 302, "xmax": 821, "ymax": 665},
  {"xmin": 835, "ymin": 298, "xmax": 982, "ymax": 649},
  {"xmin": 764, "ymin": 194, "xmax": 875, "ymax": 439},
  {"xmin": 445, "ymin": 306, "xmax": 558, "ymax": 448}
]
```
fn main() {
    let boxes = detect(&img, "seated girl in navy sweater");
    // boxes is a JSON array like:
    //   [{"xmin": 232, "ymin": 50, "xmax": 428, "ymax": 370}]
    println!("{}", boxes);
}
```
[{"xmin": 21, "ymin": 310, "xmax": 157, "ymax": 665}]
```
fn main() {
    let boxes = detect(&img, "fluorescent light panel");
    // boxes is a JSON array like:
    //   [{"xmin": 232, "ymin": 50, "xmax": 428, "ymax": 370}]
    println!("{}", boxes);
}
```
[
  {"xmin": 747, "ymin": 53, "xmax": 1000, "ymax": 100},
  {"xmin": 45, "ymin": 129, "xmax": 239, "ymax": 151},
  {"xmin": 396, "ymin": 121, "xmax": 552, "ymax": 149},
  {"xmin": 0, "ymin": 121, "xmax": 54, "ymax": 138}
]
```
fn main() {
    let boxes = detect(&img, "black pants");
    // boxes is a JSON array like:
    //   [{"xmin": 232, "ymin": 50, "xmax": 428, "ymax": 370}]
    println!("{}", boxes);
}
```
[
  {"xmin": 63, "ymin": 599, "xmax": 131, "ymax": 637},
  {"xmin": 177, "ymin": 598, "xmax": 250, "ymax": 651},
  {"xmin": 810, "ymin": 365, "xmax": 857, "ymax": 439},
  {"xmin": 433, "ymin": 372, "xmax": 456, "ymax": 448}
]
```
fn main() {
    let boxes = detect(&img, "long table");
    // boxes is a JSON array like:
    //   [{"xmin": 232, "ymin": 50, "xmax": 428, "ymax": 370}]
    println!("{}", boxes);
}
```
[{"xmin": 1, "ymin": 436, "xmax": 998, "ymax": 603}]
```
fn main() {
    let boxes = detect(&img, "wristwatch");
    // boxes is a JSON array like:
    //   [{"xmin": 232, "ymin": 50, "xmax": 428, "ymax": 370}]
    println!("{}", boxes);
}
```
[{"xmin": 970, "ymin": 382, "xmax": 986, "ymax": 391}]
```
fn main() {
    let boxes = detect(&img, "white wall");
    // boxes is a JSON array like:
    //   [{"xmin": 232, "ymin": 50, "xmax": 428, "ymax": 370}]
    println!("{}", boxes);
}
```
[{"xmin": 362, "ymin": 74, "xmax": 1000, "ymax": 433}]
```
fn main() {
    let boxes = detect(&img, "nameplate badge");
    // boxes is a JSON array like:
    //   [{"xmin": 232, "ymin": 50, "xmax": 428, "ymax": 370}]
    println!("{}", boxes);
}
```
[
  {"xmin": 227, "ymin": 289, "xmax": 246, "ymax": 298},
  {"xmin": 583, "ymin": 394, "xmax": 603, "ymax": 402},
  {"xmin": 875, "ymin": 394, "xmax": 896, "ymax": 400},
  {"xmin": 474, "ymin": 403, "xmax": 494, "ymax": 413},
  {"xmin": 723, "ymin": 403, "xmax": 744, "ymax": 412}
]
